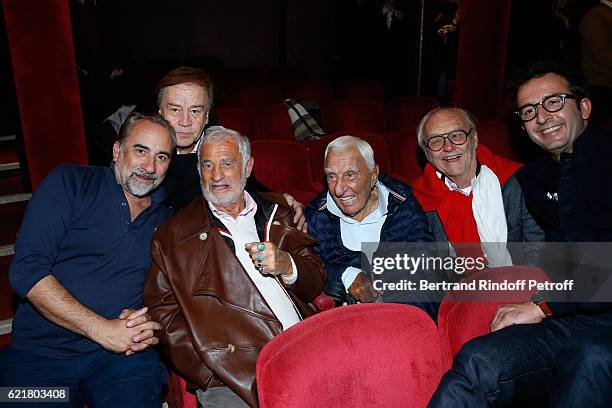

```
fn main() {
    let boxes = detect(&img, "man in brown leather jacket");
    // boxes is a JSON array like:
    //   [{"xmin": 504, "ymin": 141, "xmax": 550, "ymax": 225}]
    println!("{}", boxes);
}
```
[{"xmin": 144, "ymin": 126, "xmax": 325, "ymax": 407}]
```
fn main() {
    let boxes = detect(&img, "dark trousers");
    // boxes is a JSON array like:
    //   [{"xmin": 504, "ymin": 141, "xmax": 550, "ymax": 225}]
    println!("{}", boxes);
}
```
[
  {"xmin": 0, "ymin": 347, "xmax": 164, "ymax": 408},
  {"xmin": 428, "ymin": 311, "xmax": 612, "ymax": 407}
]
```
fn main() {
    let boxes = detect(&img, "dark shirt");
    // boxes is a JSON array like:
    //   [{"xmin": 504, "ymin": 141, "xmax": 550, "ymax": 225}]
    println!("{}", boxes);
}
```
[
  {"xmin": 516, "ymin": 125, "xmax": 612, "ymax": 242},
  {"xmin": 516, "ymin": 124, "xmax": 612, "ymax": 316},
  {"xmin": 9, "ymin": 164, "xmax": 171, "ymax": 358}
]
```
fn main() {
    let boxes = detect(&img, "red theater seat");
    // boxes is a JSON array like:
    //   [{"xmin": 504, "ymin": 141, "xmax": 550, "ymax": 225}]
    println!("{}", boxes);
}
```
[
  {"xmin": 438, "ymin": 265, "xmax": 551, "ymax": 360},
  {"xmin": 386, "ymin": 96, "xmax": 440, "ymax": 131},
  {"xmin": 214, "ymin": 107, "xmax": 261, "ymax": 140},
  {"xmin": 219, "ymin": 82, "xmax": 282, "ymax": 112},
  {"xmin": 387, "ymin": 128, "xmax": 425, "ymax": 183},
  {"xmin": 476, "ymin": 120, "xmax": 519, "ymax": 161},
  {"xmin": 335, "ymin": 79, "xmax": 385, "ymax": 105},
  {"xmin": 258, "ymin": 104, "xmax": 294, "ymax": 141},
  {"xmin": 251, "ymin": 140, "xmax": 321, "ymax": 203},
  {"xmin": 257, "ymin": 303, "xmax": 446, "ymax": 408},
  {"xmin": 326, "ymin": 100, "xmax": 386, "ymax": 134},
  {"xmin": 283, "ymin": 80, "xmax": 334, "ymax": 108}
]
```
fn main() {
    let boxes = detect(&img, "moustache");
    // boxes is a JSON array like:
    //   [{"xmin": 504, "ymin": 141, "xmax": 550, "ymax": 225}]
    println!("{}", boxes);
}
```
[{"xmin": 130, "ymin": 168, "xmax": 158, "ymax": 181}]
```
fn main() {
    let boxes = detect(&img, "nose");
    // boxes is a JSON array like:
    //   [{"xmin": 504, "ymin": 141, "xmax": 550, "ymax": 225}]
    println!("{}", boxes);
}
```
[
  {"xmin": 535, "ymin": 105, "xmax": 552, "ymax": 125},
  {"xmin": 210, "ymin": 165, "xmax": 224, "ymax": 181},
  {"xmin": 178, "ymin": 110, "xmax": 192, "ymax": 127},
  {"xmin": 442, "ymin": 137, "xmax": 454, "ymax": 152},
  {"xmin": 142, "ymin": 154, "xmax": 156, "ymax": 174},
  {"xmin": 333, "ymin": 177, "xmax": 348, "ymax": 197}
]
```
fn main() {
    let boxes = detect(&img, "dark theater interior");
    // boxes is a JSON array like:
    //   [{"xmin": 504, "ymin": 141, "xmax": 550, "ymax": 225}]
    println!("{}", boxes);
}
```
[{"xmin": 1, "ymin": 0, "xmax": 611, "ymax": 407}]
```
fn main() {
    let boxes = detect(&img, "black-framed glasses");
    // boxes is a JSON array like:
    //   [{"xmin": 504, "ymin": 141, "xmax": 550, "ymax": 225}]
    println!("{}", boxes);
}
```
[
  {"xmin": 515, "ymin": 93, "xmax": 577, "ymax": 122},
  {"xmin": 425, "ymin": 128, "xmax": 473, "ymax": 152}
]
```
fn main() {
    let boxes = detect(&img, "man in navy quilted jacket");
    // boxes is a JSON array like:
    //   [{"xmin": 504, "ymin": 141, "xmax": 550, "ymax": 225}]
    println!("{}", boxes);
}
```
[{"xmin": 305, "ymin": 136, "xmax": 439, "ymax": 317}]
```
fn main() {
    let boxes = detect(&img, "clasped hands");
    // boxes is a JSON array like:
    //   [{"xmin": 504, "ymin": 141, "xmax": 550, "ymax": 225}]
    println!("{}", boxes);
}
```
[{"xmin": 97, "ymin": 307, "xmax": 161, "ymax": 356}]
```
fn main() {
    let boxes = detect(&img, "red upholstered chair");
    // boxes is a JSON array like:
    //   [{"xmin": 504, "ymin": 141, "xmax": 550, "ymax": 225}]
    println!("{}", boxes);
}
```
[
  {"xmin": 258, "ymin": 104, "xmax": 295, "ymax": 141},
  {"xmin": 219, "ymin": 82, "xmax": 282, "ymax": 112},
  {"xmin": 256, "ymin": 303, "xmax": 446, "ymax": 408},
  {"xmin": 214, "ymin": 107, "xmax": 261, "ymax": 140},
  {"xmin": 283, "ymin": 80, "xmax": 334, "ymax": 124},
  {"xmin": 387, "ymin": 128, "xmax": 425, "ymax": 183},
  {"xmin": 335, "ymin": 79, "xmax": 385, "ymax": 105},
  {"xmin": 306, "ymin": 132, "xmax": 392, "ymax": 185},
  {"xmin": 386, "ymin": 96, "xmax": 441, "ymax": 131},
  {"xmin": 251, "ymin": 140, "xmax": 322, "ymax": 203},
  {"xmin": 166, "ymin": 373, "xmax": 197, "ymax": 408},
  {"xmin": 476, "ymin": 120, "xmax": 519, "ymax": 161},
  {"xmin": 438, "ymin": 265, "xmax": 551, "ymax": 362},
  {"xmin": 326, "ymin": 100, "xmax": 386, "ymax": 134}
]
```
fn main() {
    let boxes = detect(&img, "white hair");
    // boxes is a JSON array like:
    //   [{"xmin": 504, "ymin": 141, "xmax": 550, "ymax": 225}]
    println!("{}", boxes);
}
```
[
  {"xmin": 416, "ymin": 107, "xmax": 478, "ymax": 150},
  {"xmin": 324, "ymin": 135, "xmax": 375, "ymax": 170},
  {"xmin": 196, "ymin": 126, "xmax": 251, "ymax": 171}
]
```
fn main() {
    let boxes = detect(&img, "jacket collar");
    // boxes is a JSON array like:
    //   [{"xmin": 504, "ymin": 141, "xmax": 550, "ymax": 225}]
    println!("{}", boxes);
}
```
[
  {"xmin": 172, "ymin": 191, "xmax": 277, "ymax": 244},
  {"xmin": 309, "ymin": 172, "xmax": 408, "ymax": 216}
]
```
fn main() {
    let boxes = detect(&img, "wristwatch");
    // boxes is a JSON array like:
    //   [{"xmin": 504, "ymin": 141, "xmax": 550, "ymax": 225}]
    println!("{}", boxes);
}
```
[{"xmin": 531, "ymin": 292, "xmax": 553, "ymax": 317}]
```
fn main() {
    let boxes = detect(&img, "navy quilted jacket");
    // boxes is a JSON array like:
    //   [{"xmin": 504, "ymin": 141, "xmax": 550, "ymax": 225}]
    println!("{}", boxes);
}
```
[{"xmin": 305, "ymin": 173, "xmax": 434, "ymax": 284}]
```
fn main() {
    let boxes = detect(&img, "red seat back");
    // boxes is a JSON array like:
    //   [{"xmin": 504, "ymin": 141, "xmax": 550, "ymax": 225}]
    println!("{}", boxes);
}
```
[
  {"xmin": 214, "ymin": 107, "xmax": 261, "ymax": 140},
  {"xmin": 438, "ymin": 266, "xmax": 551, "ymax": 361},
  {"xmin": 386, "ymin": 96, "xmax": 440, "ymax": 131},
  {"xmin": 283, "ymin": 80, "xmax": 334, "ymax": 108},
  {"xmin": 219, "ymin": 82, "xmax": 281, "ymax": 112},
  {"xmin": 326, "ymin": 100, "xmax": 386, "ymax": 133},
  {"xmin": 335, "ymin": 79, "xmax": 385, "ymax": 105},
  {"xmin": 387, "ymin": 128, "xmax": 424, "ymax": 182},
  {"xmin": 476, "ymin": 120, "xmax": 519, "ymax": 161},
  {"xmin": 257, "ymin": 303, "xmax": 446, "ymax": 408},
  {"xmin": 251, "ymin": 140, "xmax": 319, "ymax": 203},
  {"xmin": 258, "ymin": 104, "xmax": 295, "ymax": 141}
]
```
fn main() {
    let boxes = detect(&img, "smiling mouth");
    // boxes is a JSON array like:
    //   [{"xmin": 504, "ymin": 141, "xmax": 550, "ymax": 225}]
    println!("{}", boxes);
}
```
[
  {"xmin": 338, "ymin": 195, "xmax": 356, "ymax": 204},
  {"xmin": 443, "ymin": 154, "xmax": 462, "ymax": 161},
  {"xmin": 541, "ymin": 124, "xmax": 562, "ymax": 135}
]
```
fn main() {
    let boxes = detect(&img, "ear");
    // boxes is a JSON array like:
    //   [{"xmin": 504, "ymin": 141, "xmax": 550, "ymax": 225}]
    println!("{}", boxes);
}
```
[
  {"xmin": 579, "ymin": 97, "xmax": 592, "ymax": 121},
  {"xmin": 112, "ymin": 141, "xmax": 121, "ymax": 162},
  {"xmin": 245, "ymin": 157, "xmax": 254, "ymax": 178},
  {"xmin": 371, "ymin": 164, "xmax": 380, "ymax": 187},
  {"xmin": 204, "ymin": 110, "xmax": 210, "ymax": 125},
  {"xmin": 472, "ymin": 130, "xmax": 479, "ymax": 148},
  {"xmin": 158, "ymin": 108, "xmax": 162, "ymax": 115}
]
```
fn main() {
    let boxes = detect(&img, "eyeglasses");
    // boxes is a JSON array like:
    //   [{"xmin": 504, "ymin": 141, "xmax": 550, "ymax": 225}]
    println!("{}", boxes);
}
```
[
  {"xmin": 515, "ymin": 93, "xmax": 577, "ymax": 122},
  {"xmin": 425, "ymin": 128, "xmax": 472, "ymax": 152}
]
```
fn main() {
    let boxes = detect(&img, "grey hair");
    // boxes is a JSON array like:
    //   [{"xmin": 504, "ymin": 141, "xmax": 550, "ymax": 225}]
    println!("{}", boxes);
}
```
[
  {"xmin": 118, "ymin": 111, "xmax": 176, "ymax": 150},
  {"xmin": 196, "ymin": 126, "xmax": 251, "ymax": 170},
  {"xmin": 416, "ymin": 107, "xmax": 478, "ymax": 150},
  {"xmin": 324, "ymin": 135, "xmax": 375, "ymax": 171}
]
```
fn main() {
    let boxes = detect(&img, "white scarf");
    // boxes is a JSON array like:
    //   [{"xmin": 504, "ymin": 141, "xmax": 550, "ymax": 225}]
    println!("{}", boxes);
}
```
[{"xmin": 472, "ymin": 165, "xmax": 513, "ymax": 266}]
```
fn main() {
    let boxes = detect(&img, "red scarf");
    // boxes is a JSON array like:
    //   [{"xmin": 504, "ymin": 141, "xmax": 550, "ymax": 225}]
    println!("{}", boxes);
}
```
[{"xmin": 412, "ymin": 145, "xmax": 521, "ymax": 245}]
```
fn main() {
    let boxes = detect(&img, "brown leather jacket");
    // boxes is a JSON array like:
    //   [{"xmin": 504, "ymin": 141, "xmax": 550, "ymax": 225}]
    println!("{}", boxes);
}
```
[{"xmin": 144, "ymin": 192, "xmax": 325, "ymax": 407}]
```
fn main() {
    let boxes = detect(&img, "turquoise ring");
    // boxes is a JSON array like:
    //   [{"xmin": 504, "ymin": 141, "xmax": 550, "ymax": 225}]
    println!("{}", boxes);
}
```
[{"xmin": 257, "ymin": 243, "xmax": 265, "ymax": 251}]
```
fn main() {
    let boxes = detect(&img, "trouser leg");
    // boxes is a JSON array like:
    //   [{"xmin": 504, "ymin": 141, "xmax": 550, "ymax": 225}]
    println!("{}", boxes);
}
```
[
  {"xmin": 550, "ymin": 326, "xmax": 612, "ymax": 408},
  {"xmin": 82, "ymin": 349, "xmax": 164, "ymax": 408},
  {"xmin": 0, "ymin": 347, "xmax": 83, "ymax": 408}
]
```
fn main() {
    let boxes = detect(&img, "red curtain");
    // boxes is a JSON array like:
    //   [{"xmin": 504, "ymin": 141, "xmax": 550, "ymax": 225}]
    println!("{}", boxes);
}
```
[
  {"xmin": 3, "ymin": 0, "xmax": 88, "ymax": 190},
  {"xmin": 453, "ymin": 0, "xmax": 512, "ymax": 119}
]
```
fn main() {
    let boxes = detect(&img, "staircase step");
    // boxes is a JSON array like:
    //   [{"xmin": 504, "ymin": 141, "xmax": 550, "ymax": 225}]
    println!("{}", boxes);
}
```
[{"xmin": 0, "ymin": 201, "xmax": 27, "ymax": 246}]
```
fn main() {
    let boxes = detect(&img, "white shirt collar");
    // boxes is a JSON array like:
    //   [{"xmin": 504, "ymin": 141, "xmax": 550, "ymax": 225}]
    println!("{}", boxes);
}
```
[
  {"xmin": 436, "ymin": 170, "xmax": 477, "ymax": 196},
  {"xmin": 208, "ymin": 191, "xmax": 257, "ymax": 224}
]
